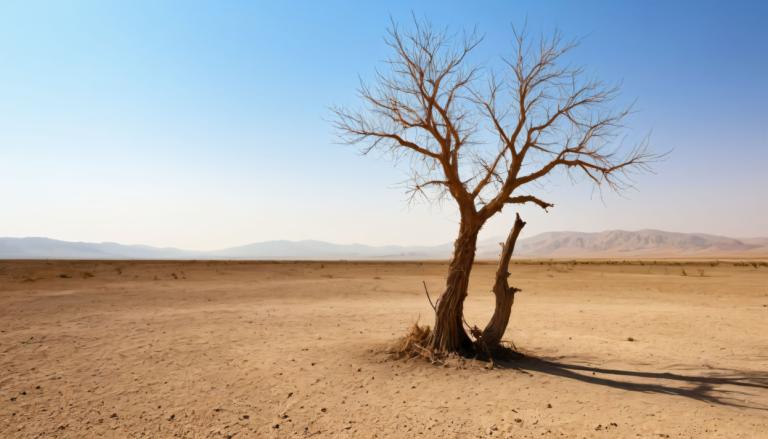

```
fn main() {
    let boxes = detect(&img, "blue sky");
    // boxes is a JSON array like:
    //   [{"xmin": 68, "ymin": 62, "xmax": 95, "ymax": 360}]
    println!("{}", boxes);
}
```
[{"xmin": 1, "ymin": 1, "xmax": 766, "ymax": 249}]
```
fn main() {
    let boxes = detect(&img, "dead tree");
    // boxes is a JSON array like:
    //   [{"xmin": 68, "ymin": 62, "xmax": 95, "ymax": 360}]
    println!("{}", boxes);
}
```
[{"xmin": 333, "ymin": 19, "xmax": 656, "ymax": 356}]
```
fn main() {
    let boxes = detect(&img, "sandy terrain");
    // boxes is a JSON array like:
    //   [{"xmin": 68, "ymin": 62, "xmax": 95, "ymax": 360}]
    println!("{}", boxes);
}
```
[{"xmin": 1, "ymin": 260, "xmax": 767, "ymax": 438}]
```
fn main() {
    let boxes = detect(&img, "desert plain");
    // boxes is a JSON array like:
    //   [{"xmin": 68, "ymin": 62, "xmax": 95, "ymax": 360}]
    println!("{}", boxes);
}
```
[{"xmin": 1, "ymin": 259, "xmax": 767, "ymax": 438}]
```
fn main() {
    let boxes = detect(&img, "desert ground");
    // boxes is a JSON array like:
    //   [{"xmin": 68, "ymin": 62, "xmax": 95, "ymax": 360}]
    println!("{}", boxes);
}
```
[{"xmin": 1, "ymin": 260, "xmax": 767, "ymax": 438}]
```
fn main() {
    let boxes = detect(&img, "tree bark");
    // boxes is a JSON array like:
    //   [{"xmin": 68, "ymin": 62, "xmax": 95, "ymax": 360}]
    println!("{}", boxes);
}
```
[
  {"xmin": 429, "ymin": 219, "xmax": 481, "ymax": 354},
  {"xmin": 481, "ymin": 213, "xmax": 526, "ymax": 348}
]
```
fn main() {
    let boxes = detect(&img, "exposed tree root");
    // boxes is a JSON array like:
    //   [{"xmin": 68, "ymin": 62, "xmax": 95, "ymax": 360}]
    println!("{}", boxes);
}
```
[{"xmin": 389, "ymin": 321, "xmax": 524, "ymax": 368}]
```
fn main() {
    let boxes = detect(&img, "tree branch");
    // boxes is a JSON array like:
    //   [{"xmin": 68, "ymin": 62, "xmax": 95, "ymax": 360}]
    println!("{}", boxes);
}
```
[
  {"xmin": 507, "ymin": 195, "xmax": 554, "ymax": 212},
  {"xmin": 334, "ymin": 18, "xmax": 660, "ymax": 225}
]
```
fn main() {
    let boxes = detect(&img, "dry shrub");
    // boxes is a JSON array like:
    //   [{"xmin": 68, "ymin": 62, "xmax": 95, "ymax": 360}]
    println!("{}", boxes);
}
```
[
  {"xmin": 389, "ymin": 322, "xmax": 475, "ymax": 366},
  {"xmin": 390, "ymin": 322, "xmax": 432, "ymax": 360}
]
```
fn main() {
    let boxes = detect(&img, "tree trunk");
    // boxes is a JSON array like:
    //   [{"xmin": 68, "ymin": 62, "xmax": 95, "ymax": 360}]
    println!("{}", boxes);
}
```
[
  {"xmin": 429, "ymin": 220, "xmax": 481, "ymax": 354},
  {"xmin": 481, "ymin": 213, "xmax": 526, "ymax": 348}
]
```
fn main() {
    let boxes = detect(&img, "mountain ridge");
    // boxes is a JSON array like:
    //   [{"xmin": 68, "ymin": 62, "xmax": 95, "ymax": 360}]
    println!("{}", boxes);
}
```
[{"xmin": 1, "ymin": 230, "xmax": 767, "ymax": 260}]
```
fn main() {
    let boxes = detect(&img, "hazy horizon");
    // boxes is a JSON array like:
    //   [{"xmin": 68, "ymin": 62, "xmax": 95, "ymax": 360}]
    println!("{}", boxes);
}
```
[
  {"xmin": 2, "ymin": 227, "xmax": 766, "ymax": 253},
  {"xmin": 2, "ymin": 1, "xmax": 766, "ymax": 250}
]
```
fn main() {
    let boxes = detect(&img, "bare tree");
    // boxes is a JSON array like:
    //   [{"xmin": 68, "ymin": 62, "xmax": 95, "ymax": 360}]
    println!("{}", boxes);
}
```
[{"xmin": 334, "ymin": 19, "xmax": 656, "ymax": 356}]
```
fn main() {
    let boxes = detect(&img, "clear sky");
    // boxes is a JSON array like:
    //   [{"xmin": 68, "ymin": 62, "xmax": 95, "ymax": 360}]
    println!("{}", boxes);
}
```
[{"xmin": 1, "ymin": 1, "xmax": 766, "ymax": 250}]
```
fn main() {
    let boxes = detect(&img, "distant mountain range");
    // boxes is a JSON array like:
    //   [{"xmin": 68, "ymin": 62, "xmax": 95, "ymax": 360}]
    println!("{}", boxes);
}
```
[
  {"xmin": 505, "ymin": 230, "xmax": 768, "ymax": 259},
  {"xmin": 1, "ymin": 230, "xmax": 766, "ymax": 260}
]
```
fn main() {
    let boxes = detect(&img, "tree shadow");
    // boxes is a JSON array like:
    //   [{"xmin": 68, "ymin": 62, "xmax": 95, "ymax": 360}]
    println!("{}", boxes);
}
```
[{"xmin": 495, "ymin": 354, "xmax": 768, "ymax": 411}]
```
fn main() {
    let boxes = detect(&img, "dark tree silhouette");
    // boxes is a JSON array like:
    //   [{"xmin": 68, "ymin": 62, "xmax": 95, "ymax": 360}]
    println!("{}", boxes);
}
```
[{"xmin": 334, "ymin": 19, "xmax": 657, "ymax": 356}]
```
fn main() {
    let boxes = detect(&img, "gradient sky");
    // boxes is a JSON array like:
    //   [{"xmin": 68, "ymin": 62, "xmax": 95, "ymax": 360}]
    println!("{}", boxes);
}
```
[{"xmin": 1, "ymin": 1, "xmax": 766, "ymax": 250}]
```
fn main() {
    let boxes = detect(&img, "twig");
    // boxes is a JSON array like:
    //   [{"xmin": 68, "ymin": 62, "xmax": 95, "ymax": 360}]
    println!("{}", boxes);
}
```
[{"xmin": 422, "ymin": 281, "xmax": 436, "ymax": 312}]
